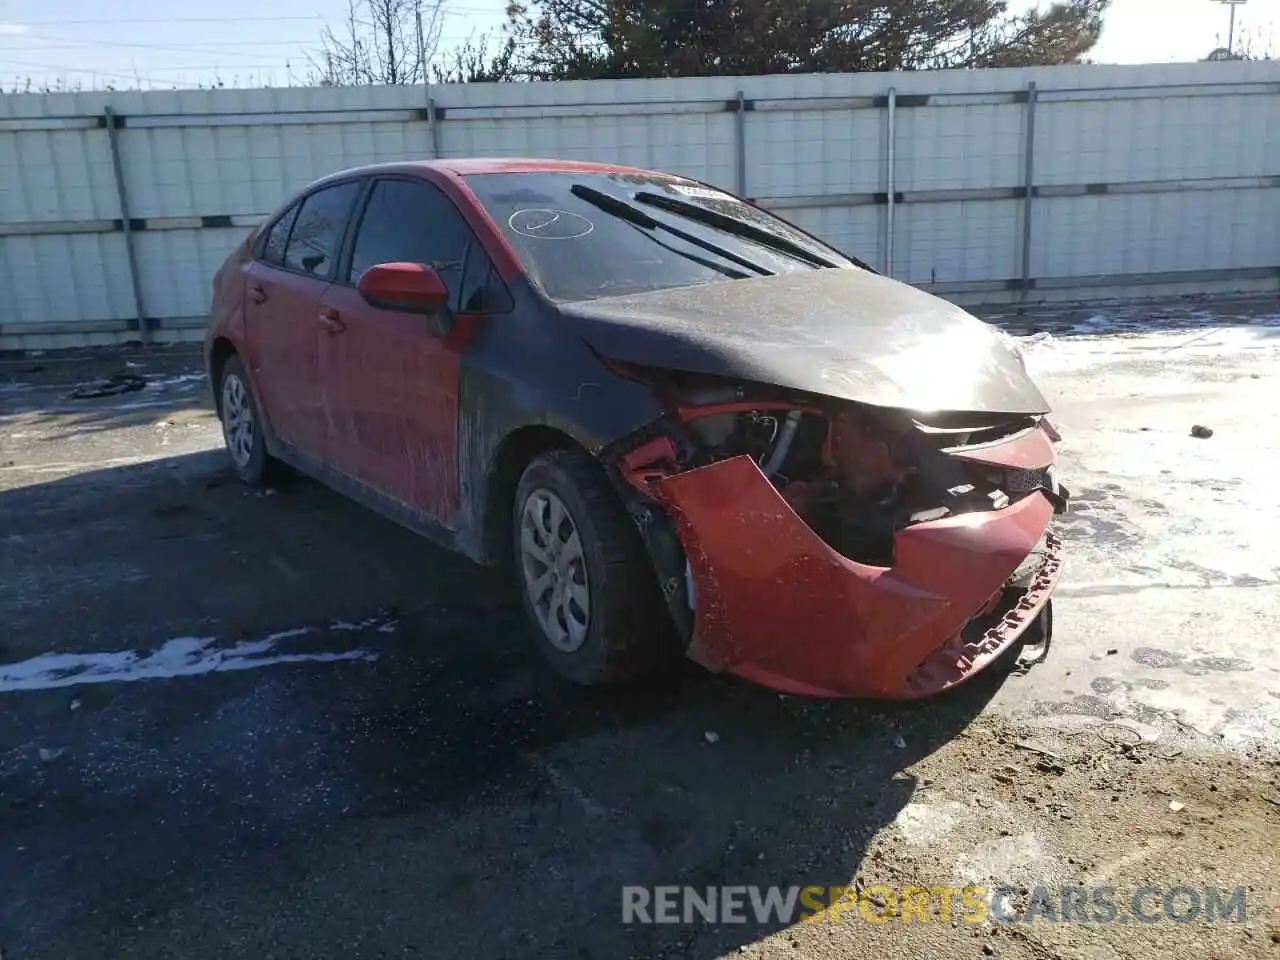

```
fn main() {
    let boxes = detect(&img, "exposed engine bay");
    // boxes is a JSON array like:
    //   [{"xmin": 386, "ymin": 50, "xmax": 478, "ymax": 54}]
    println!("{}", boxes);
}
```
[
  {"xmin": 600, "ymin": 363, "xmax": 1069, "ymax": 700},
  {"xmin": 614, "ymin": 368, "xmax": 1068, "ymax": 568}
]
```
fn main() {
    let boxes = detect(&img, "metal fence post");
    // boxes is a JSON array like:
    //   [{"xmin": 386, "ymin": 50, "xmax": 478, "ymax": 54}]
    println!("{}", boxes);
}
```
[
  {"xmin": 734, "ymin": 90, "xmax": 747, "ymax": 196},
  {"xmin": 104, "ymin": 106, "xmax": 148, "ymax": 344},
  {"xmin": 1020, "ymin": 81, "xmax": 1038, "ymax": 301},
  {"xmin": 427, "ymin": 95, "xmax": 441, "ymax": 159},
  {"xmin": 885, "ymin": 86, "xmax": 897, "ymax": 278}
]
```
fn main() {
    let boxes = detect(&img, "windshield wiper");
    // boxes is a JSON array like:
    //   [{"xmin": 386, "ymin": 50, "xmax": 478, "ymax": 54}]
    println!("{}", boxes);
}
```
[
  {"xmin": 624, "ymin": 223, "xmax": 752, "ymax": 281},
  {"xmin": 633, "ymin": 191, "xmax": 873, "ymax": 272},
  {"xmin": 570, "ymin": 184, "xmax": 773, "ymax": 278}
]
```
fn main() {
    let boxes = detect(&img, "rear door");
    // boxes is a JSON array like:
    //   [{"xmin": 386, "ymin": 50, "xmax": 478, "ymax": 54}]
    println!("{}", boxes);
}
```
[
  {"xmin": 318, "ymin": 176, "xmax": 509, "ymax": 529},
  {"xmin": 244, "ymin": 179, "xmax": 363, "ymax": 459}
]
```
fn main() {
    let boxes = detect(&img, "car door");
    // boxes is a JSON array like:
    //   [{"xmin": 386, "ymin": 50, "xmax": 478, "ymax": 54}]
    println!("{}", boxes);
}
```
[
  {"xmin": 317, "ymin": 176, "xmax": 510, "ymax": 530},
  {"xmin": 244, "ymin": 179, "xmax": 363, "ymax": 460}
]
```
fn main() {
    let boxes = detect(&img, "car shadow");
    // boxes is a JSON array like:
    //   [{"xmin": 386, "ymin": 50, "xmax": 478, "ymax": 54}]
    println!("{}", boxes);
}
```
[{"xmin": 0, "ymin": 450, "xmax": 1016, "ymax": 959}]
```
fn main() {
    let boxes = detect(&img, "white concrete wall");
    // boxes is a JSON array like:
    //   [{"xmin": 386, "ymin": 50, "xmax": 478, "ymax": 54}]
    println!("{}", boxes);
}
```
[{"xmin": 1, "ymin": 61, "xmax": 1277, "ymax": 350}]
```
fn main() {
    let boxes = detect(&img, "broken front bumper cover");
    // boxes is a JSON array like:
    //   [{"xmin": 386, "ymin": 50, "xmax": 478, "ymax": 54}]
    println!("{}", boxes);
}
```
[{"xmin": 652, "ymin": 455, "xmax": 1062, "ymax": 700}]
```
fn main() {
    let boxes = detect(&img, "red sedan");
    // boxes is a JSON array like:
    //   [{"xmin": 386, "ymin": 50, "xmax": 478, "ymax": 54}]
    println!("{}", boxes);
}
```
[{"xmin": 205, "ymin": 158, "xmax": 1067, "ymax": 699}]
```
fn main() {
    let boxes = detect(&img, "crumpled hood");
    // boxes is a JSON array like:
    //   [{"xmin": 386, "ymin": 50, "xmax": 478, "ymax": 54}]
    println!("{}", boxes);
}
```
[{"xmin": 557, "ymin": 268, "xmax": 1050, "ymax": 415}]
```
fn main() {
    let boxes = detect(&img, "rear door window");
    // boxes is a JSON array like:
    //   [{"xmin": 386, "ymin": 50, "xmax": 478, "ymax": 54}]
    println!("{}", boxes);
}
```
[
  {"xmin": 347, "ymin": 178, "xmax": 511, "ymax": 313},
  {"xmin": 283, "ymin": 181, "xmax": 363, "ymax": 279}
]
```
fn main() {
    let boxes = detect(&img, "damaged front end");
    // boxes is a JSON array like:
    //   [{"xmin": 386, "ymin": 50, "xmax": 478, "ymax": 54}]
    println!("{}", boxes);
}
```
[{"xmin": 601, "ymin": 365, "xmax": 1069, "ymax": 699}]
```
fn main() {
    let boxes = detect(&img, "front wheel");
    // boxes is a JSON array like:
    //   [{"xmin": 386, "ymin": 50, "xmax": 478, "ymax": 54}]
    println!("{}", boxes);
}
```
[{"xmin": 513, "ymin": 448, "xmax": 674, "ymax": 685}]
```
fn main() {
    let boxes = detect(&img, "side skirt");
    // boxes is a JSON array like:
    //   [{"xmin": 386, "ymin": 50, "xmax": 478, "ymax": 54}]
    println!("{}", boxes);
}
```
[{"xmin": 262, "ymin": 429, "xmax": 484, "ymax": 567}]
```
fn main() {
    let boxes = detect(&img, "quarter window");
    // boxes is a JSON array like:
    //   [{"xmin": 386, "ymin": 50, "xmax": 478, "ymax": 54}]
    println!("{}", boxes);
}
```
[
  {"xmin": 259, "ymin": 203, "xmax": 299, "ymax": 267},
  {"xmin": 282, "ymin": 181, "xmax": 362, "ymax": 279}
]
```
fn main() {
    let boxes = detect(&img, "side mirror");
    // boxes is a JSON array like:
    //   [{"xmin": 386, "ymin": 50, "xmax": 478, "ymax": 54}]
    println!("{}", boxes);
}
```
[{"xmin": 356, "ymin": 262, "xmax": 449, "ymax": 314}]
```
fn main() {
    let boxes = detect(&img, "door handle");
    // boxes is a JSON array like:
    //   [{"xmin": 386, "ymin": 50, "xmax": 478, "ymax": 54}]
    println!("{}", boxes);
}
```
[
  {"xmin": 317, "ymin": 310, "xmax": 346, "ymax": 334},
  {"xmin": 249, "ymin": 284, "xmax": 268, "ymax": 305}
]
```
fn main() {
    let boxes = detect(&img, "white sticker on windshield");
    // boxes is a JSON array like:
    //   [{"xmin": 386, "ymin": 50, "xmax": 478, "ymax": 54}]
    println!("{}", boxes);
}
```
[
  {"xmin": 508, "ymin": 208, "xmax": 595, "ymax": 240},
  {"xmin": 670, "ymin": 184, "xmax": 741, "ymax": 202}
]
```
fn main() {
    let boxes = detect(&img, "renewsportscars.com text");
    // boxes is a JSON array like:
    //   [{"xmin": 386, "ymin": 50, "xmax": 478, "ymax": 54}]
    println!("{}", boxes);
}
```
[{"xmin": 621, "ymin": 885, "xmax": 1248, "ymax": 925}]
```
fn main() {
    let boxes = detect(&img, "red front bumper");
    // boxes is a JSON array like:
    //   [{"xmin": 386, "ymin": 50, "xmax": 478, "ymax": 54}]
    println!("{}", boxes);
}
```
[{"xmin": 652, "ymin": 455, "xmax": 1062, "ymax": 699}]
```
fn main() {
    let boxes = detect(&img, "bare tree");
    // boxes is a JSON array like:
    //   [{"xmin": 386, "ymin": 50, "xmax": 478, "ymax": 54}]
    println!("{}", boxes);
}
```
[
  {"xmin": 309, "ymin": 0, "xmax": 446, "ymax": 85},
  {"xmin": 433, "ymin": 28, "xmax": 520, "ymax": 82},
  {"xmin": 3, "ymin": 75, "xmax": 87, "ymax": 94},
  {"xmin": 1233, "ymin": 25, "xmax": 1275, "ymax": 60},
  {"xmin": 1204, "ymin": 26, "xmax": 1275, "ymax": 61}
]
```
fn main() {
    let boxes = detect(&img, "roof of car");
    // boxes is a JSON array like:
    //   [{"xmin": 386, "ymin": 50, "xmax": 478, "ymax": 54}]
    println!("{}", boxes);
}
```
[
  {"xmin": 321, "ymin": 157, "xmax": 670, "ymax": 180},
  {"xmin": 436, "ymin": 157, "xmax": 659, "ymax": 176}
]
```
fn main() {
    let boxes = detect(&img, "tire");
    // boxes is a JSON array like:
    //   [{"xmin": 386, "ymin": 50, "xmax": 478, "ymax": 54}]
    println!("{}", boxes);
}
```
[
  {"xmin": 513, "ymin": 448, "xmax": 674, "ymax": 685},
  {"xmin": 217, "ymin": 355, "xmax": 275, "ymax": 487}
]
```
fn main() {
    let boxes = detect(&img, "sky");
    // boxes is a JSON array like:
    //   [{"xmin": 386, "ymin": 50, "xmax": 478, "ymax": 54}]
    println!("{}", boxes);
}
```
[{"xmin": 0, "ymin": 0, "xmax": 1275, "ymax": 91}]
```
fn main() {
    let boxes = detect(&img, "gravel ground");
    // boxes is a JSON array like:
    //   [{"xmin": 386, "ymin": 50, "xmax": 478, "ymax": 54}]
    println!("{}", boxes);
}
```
[{"xmin": 1, "ymin": 295, "xmax": 1278, "ymax": 959}]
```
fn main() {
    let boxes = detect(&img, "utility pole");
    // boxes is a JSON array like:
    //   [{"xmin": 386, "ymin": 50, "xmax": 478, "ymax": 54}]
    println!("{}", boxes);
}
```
[
  {"xmin": 415, "ymin": 0, "xmax": 426, "ymax": 82},
  {"xmin": 1212, "ymin": 0, "xmax": 1249, "ymax": 55},
  {"xmin": 416, "ymin": 0, "xmax": 439, "ymax": 158}
]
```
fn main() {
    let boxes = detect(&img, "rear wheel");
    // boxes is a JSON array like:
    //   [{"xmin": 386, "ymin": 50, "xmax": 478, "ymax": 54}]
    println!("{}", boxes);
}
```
[
  {"xmin": 513, "ymin": 448, "xmax": 674, "ymax": 685},
  {"xmin": 218, "ymin": 355, "xmax": 275, "ymax": 486}
]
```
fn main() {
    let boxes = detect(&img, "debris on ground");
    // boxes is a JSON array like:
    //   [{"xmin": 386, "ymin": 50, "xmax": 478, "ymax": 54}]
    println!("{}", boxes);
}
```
[
  {"xmin": 893, "ymin": 735, "xmax": 907, "ymax": 749},
  {"xmin": 38, "ymin": 747, "xmax": 66, "ymax": 763},
  {"xmin": 1190, "ymin": 424, "xmax": 1214, "ymax": 439},
  {"xmin": 704, "ymin": 730, "xmax": 720, "ymax": 744},
  {"xmin": 1169, "ymin": 800, "xmax": 1185, "ymax": 812},
  {"xmin": 1014, "ymin": 740, "xmax": 1064, "ymax": 763},
  {"xmin": 67, "ymin": 372, "xmax": 147, "ymax": 399}
]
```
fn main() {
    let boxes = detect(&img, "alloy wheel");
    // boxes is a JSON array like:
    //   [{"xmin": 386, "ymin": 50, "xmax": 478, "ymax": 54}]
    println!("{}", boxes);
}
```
[
  {"xmin": 519, "ymin": 488, "xmax": 591, "ymax": 653},
  {"xmin": 221, "ymin": 372, "xmax": 255, "ymax": 469}
]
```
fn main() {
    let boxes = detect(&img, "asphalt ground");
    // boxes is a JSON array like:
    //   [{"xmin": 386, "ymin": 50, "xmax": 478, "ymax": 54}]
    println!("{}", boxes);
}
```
[{"xmin": 1, "ymin": 295, "xmax": 1278, "ymax": 959}]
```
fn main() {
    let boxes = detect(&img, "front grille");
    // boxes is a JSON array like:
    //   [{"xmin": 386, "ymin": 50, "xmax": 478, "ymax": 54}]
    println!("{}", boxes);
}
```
[{"xmin": 1004, "ymin": 466, "xmax": 1051, "ymax": 494}]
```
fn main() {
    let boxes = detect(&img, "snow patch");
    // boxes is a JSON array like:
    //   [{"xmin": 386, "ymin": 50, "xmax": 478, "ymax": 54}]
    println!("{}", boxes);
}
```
[
  {"xmin": 332, "ymin": 615, "xmax": 398, "ymax": 632},
  {"xmin": 0, "ymin": 631, "xmax": 377, "ymax": 692},
  {"xmin": 144, "ymin": 373, "xmax": 207, "ymax": 391},
  {"xmin": 1019, "ymin": 323, "xmax": 1280, "ymax": 376},
  {"xmin": 892, "ymin": 800, "xmax": 970, "ymax": 848},
  {"xmin": 955, "ymin": 833, "xmax": 1066, "ymax": 890}
]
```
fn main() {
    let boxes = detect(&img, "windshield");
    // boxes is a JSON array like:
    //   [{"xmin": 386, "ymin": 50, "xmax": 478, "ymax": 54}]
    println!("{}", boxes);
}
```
[{"xmin": 463, "ymin": 171, "xmax": 860, "ymax": 302}]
